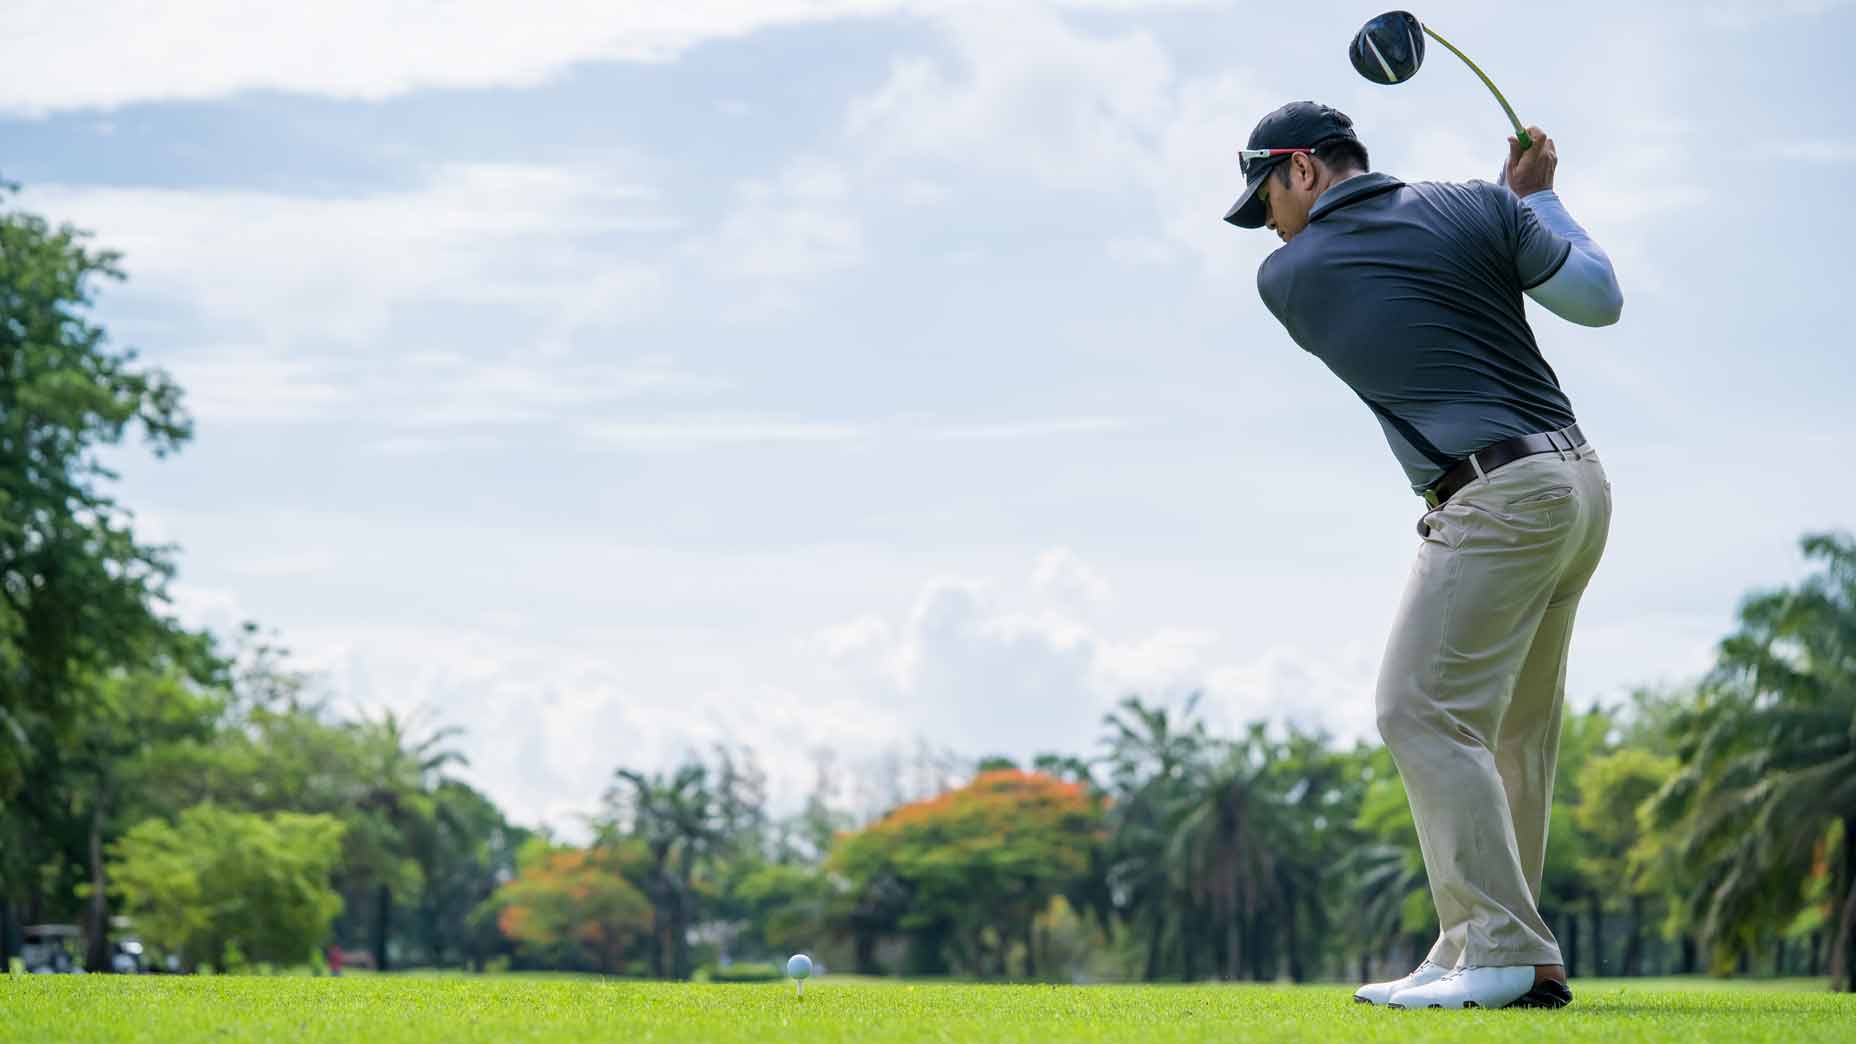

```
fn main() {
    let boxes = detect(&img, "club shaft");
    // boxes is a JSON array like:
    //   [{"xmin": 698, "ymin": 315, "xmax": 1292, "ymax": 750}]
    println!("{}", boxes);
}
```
[{"xmin": 1420, "ymin": 25, "xmax": 1531, "ymax": 150}]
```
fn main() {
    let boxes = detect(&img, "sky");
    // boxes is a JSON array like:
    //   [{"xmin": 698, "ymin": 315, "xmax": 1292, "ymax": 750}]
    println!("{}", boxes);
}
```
[{"xmin": 5, "ymin": 0, "xmax": 1852, "ymax": 835}]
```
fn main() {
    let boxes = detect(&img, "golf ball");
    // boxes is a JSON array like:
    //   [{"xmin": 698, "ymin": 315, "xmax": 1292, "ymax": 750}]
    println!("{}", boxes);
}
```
[{"xmin": 786, "ymin": 953, "xmax": 812, "ymax": 980}]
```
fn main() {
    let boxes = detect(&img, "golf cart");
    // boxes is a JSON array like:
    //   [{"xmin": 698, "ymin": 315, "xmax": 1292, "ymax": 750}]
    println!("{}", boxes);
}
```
[
  {"xmin": 21, "ymin": 924, "xmax": 85, "ymax": 974},
  {"xmin": 110, "ymin": 937, "xmax": 147, "ymax": 974},
  {"xmin": 106, "ymin": 916, "xmax": 147, "ymax": 973}
]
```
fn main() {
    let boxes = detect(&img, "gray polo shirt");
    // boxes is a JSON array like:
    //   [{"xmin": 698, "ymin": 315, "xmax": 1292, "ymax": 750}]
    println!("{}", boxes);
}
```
[{"xmin": 1257, "ymin": 172, "xmax": 1577, "ymax": 491}]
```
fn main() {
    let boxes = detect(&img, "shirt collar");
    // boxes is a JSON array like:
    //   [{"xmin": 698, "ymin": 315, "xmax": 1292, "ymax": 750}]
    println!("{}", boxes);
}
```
[{"xmin": 1308, "ymin": 172, "xmax": 1404, "ymax": 223}]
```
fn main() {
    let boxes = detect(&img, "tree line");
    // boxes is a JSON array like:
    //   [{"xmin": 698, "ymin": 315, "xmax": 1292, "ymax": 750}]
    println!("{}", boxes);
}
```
[
  {"xmin": 505, "ymin": 618, "xmax": 1852, "ymax": 992},
  {"xmin": 2, "ymin": 184, "xmax": 1851, "ymax": 990}
]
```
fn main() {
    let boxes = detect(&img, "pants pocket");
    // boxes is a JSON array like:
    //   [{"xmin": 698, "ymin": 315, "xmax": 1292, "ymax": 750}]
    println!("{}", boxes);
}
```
[{"xmin": 1504, "ymin": 485, "xmax": 1575, "ymax": 510}]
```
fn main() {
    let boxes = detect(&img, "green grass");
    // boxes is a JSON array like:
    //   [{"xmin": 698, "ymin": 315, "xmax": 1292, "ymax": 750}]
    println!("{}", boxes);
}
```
[{"xmin": 4, "ymin": 974, "xmax": 1852, "ymax": 1043}]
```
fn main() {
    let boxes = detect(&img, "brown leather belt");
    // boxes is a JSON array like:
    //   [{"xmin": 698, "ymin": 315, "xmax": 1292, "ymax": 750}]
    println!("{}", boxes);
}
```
[{"xmin": 1422, "ymin": 423, "xmax": 1586, "ymax": 509}]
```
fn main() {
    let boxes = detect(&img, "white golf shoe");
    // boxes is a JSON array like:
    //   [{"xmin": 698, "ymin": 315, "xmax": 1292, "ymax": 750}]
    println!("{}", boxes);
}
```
[
  {"xmin": 1386, "ymin": 964, "xmax": 1573, "ymax": 1009},
  {"xmin": 1352, "ymin": 959, "xmax": 1450, "ymax": 1005}
]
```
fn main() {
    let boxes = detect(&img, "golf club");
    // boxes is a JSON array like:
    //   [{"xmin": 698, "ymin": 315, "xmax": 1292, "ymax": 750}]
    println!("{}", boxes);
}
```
[{"xmin": 1351, "ymin": 11, "xmax": 1532, "ymax": 151}]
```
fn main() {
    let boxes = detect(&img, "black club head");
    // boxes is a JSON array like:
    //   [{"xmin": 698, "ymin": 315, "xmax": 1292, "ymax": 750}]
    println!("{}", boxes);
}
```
[{"xmin": 1351, "ymin": 11, "xmax": 1426, "ymax": 85}]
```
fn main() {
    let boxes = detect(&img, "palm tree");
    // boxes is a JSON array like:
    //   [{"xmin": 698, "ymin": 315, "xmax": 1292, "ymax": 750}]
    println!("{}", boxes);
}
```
[
  {"xmin": 1345, "ymin": 841, "xmax": 1428, "ymax": 977},
  {"xmin": 1269, "ymin": 729, "xmax": 1360, "ymax": 982},
  {"xmin": 1341, "ymin": 745, "xmax": 1434, "ymax": 980},
  {"xmin": 350, "ymin": 708, "xmax": 468, "ymax": 971},
  {"xmin": 1165, "ymin": 732, "xmax": 1285, "ymax": 980},
  {"xmin": 1651, "ymin": 533, "xmax": 1856, "ymax": 990},
  {"xmin": 1101, "ymin": 699, "xmax": 1341, "ymax": 982},
  {"xmin": 612, "ymin": 763, "xmax": 724, "ymax": 979},
  {"xmin": 1162, "ymin": 725, "xmax": 1343, "ymax": 982},
  {"xmin": 1100, "ymin": 695, "xmax": 1207, "ymax": 980}
]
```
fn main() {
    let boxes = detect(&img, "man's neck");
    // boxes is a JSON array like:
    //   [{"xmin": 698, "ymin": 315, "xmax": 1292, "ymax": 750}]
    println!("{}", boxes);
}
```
[{"xmin": 1318, "ymin": 168, "xmax": 1370, "ymax": 197}]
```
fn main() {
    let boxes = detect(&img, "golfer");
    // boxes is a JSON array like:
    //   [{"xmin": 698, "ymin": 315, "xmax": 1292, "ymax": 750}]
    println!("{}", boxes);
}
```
[{"xmin": 1226, "ymin": 102, "xmax": 1620, "ymax": 1010}]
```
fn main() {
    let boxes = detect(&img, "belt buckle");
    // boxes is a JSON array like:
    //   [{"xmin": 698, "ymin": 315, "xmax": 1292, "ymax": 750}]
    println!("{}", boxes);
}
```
[{"xmin": 1422, "ymin": 487, "xmax": 1441, "ymax": 509}]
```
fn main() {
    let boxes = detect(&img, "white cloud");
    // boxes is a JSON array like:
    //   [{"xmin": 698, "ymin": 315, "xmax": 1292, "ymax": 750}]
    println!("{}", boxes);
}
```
[
  {"xmin": 23, "ymin": 167, "xmax": 703, "ymax": 431},
  {"xmin": 898, "ymin": 180, "xmax": 951, "ymax": 207},
  {"xmin": 1201, "ymin": 645, "xmax": 1382, "ymax": 743},
  {"xmin": 577, "ymin": 414, "xmax": 1147, "ymax": 451},
  {"xmin": 163, "ymin": 581, "xmax": 251, "ymax": 635},
  {"xmin": 374, "ymin": 435, "xmax": 507, "ymax": 457},
  {"xmin": 815, "ymin": 614, "xmax": 902, "ymax": 678},
  {"xmin": 1106, "ymin": 237, "xmax": 1178, "ymax": 267},
  {"xmin": 837, "ymin": 16, "xmax": 1297, "ymax": 277},
  {"xmin": 1774, "ymin": 140, "xmax": 1856, "ymax": 163},
  {"xmin": 1143, "ymin": 71, "xmax": 1280, "ymax": 278},
  {"xmin": 288, "ymin": 618, "xmax": 914, "ymax": 836},
  {"xmin": 3, "ymin": 0, "xmax": 1208, "ymax": 115},
  {"xmin": 400, "ymin": 355, "xmax": 717, "ymax": 428},
  {"xmin": 1, "ymin": 1, "xmax": 893, "ymax": 114},
  {"xmin": 838, "ymin": 6, "xmax": 1714, "ymax": 292},
  {"xmin": 1702, "ymin": 0, "xmax": 1849, "ymax": 27},
  {"xmin": 584, "ymin": 416, "xmax": 869, "ymax": 450},
  {"xmin": 929, "ymin": 417, "xmax": 1138, "ymax": 440},
  {"xmin": 165, "ymin": 351, "xmax": 350, "ymax": 424},
  {"xmin": 704, "ymin": 200, "xmax": 863, "ymax": 280},
  {"xmin": 818, "ymin": 550, "xmax": 1383, "ymax": 765},
  {"xmin": 691, "ymin": 159, "xmax": 866, "ymax": 317},
  {"xmin": 847, "ymin": 8, "xmax": 1173, "ymax": 192},
  {"xmin": 163, "ymin": 348, "xmax": 709, "ymax": 432},
  {"xmin": 224, "ymin": 549, "xmax": 346, "ymax": 580},
  {"xmin": 27, "ymin": 165, "xmax": 667, "ymax": 352},
  {"xmin": 1031, "ymin": 547, "xmax": 1112, "ymax": 608},
  {"xmin": 888, "ymin": 578, "xmax": 1103, "ymax": 756}
]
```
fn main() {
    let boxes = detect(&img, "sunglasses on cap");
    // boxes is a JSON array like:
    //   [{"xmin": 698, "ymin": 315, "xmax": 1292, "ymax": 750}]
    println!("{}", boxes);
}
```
[{"xmin": 1237, "ymin": 148, "xmax": 1314, "ymax": 176}]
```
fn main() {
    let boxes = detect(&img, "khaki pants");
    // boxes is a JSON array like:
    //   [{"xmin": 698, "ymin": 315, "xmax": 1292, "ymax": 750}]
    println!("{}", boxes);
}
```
[{"xmin": 1377, "ymin": 442, "xmax": 1611, "ymax": 968}]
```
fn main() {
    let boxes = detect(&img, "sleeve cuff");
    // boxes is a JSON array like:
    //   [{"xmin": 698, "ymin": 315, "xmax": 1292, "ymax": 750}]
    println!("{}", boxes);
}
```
[{"xmin": 1523, "ymin": 240, "xmax": 1574, "ymax": 291}]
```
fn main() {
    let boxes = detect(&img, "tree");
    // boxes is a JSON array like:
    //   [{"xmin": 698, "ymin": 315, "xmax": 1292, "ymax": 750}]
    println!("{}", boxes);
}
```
[
  {"xmin": 1651, "ymin": 533, "xmax": 1856, "ymax": 990},
  {"xmin": 833, "ymin": 769, "xmax": 1103, "ymax": 978},
  {"xmin": 0, "ymin": 182, "xmax": 192, "ymax": 800},
  {"xmin": 486, "ymin": 839, "xmax": 650, "ymax": 973},
  {"xmin": 733, "ymin": 861, "xmax": 837, "ymax": 961},
  {"xmin": 347, "ymin": 709, "xmax": 469, "ymax": 971},
  {"xmin": 1100, "ymin": 695, "xmax": 1209, "ymax": 980},
  {"xmin": 608, "ymin": 762, "xmax": 725, "ymax": 979},
  {"xmin": 1164, "ymin": 727, "xmax": 1299, "ymax": 981},
  {"xmin": 65, "ymin": 661, "xmax": 222, "ymax": 970},
  {"xmin": 1539, "ymin": 706, "xmax": 1609, "ymax": 975},
  {"xmin": 404, "ymin": 780, "xmax": 530, "ymax": 970},
  {"xmin": 1576, "ymin": 748, "xmax": 1677, "ymax": 975},
  {"xmin": 1264, "ymin": 730, "xmax": 1366, "ymax": 982},
  {"xmin": 1097, "ymin": 697, "xmax": 1363, "ymax": 983},
  {"xmin": 119, "ymin": 638, "xmax": 487, "ymax": 973},
  {"xmin": 0, "ymin": 181, "xmax": 196, "ymax": 971},
  {"xmin": 1342, "ymin": 746, "xmax": 1431, "ymax": 980},
  {"xmin": 0, "ymin": 631, "xmax": 220, "ymax": 971},
  {"xmin": 107, "ymin": 804, "xmax": 345, "ymax": 971}
]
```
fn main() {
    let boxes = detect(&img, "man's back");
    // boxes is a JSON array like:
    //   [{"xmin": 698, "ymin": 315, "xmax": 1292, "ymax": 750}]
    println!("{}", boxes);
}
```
[{"xmin": 1257, "ymin": 172, "xmax": 1577, "ymax": 489}]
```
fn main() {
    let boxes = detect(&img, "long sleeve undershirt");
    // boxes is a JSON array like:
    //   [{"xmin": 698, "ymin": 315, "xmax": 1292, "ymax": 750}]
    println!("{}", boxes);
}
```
[{"xmin": 1514, "ymin": 188, "xmax": 1623, "ymax": 327}]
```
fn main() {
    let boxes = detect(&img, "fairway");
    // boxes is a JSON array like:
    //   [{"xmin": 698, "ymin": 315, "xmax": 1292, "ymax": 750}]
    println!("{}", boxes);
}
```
[{"xmin": 5, "ymin": 976, "xmax": 1852, "ymax": 1044}]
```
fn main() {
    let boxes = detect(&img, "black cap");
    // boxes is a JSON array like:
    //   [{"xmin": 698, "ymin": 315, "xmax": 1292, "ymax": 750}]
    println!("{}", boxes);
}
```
[{"xmin": 1223, "ymin": 101, "xmax": 1359, "ymax": 229}]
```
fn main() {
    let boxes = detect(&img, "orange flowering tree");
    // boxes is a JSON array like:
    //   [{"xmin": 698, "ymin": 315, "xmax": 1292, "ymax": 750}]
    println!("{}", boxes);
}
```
[
  {"xmin": 487, "ymin": 839, "xmax": 650, "ymax": 973},
  {"xmin": 831, "ymin": 769, "xmax": 1104, "ymax": 977}
]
